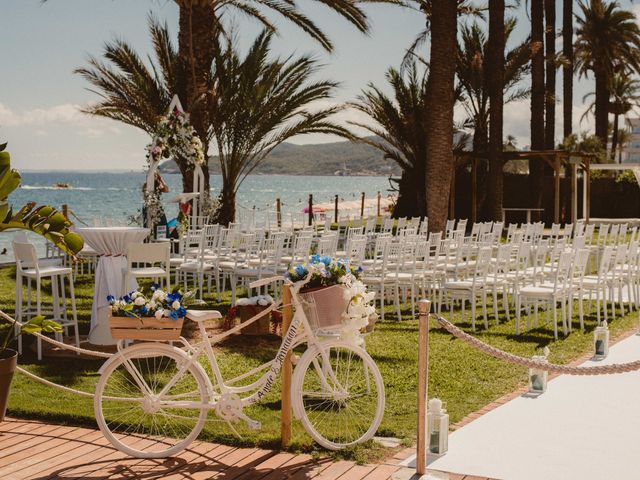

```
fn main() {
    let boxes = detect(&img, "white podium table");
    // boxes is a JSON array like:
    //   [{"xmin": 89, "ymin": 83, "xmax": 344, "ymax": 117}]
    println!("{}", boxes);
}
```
[{"xmin": 76, "ymin": 227, "xmax": 149, "ymax": 345}]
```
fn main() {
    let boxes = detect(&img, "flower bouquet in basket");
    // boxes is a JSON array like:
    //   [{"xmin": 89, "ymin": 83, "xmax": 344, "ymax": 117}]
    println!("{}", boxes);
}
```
[
  {"xmin": 107, "ymin": 284, "xmax": 197, "ymax": 341},
  {"xmin": 285, "ymin": 255, "xmax": 377, "ymax": 344}
]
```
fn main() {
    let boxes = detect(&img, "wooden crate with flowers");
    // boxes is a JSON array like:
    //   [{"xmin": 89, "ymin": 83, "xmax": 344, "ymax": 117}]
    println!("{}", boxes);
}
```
[{"xmin": 107, "ymin": 286, "xmax": 196, "ymax": 341}]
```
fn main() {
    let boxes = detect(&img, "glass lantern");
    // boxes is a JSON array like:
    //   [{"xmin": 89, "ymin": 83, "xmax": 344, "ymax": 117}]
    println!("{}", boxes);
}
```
[
  {"xmin": 427, "ymin": 398, "xmax": 448, "ymax": 455},
  {"xmin": 528, "ymin": 347, "xmax": 550, "ymax": 394},
  {"xmin": 594, "ymin": 321, "xmax": 609, "ymax": 360}
]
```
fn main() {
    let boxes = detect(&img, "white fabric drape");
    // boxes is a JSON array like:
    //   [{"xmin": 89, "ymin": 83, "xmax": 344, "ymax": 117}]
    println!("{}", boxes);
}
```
[{"xmin": 76, "ymin": 227, "xmax": 149, "ymax": 345}]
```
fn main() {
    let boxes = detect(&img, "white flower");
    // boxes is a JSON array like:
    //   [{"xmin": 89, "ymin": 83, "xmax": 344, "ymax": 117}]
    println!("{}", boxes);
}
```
[
  {"xmin": 172, "ymin": 300, "xmax": 181, "ymax": 310},
  {"xmin": 132, "ymin": 292, "xmax": 141, "ymax": 299},
  {"xmin": 148, "ymin": 300, "xmax": 157, "ymax": 309},
  {"xmin": 155, "ymin": 309, "xmax": 165, "ymax": 320},
  {"xmin": 134, "ymin": 297, "xmax": 146, "ymax": 306}
]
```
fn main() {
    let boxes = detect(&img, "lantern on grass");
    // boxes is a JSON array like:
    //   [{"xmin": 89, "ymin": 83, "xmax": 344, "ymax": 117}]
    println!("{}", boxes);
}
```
[
  {"xmin": 594, "ymin": 321, "xmax": 609, "ymax": 360},
  {"xmin": 427, "ymin": 398, "xmax": 448, "ymax": 455},
  {"xmin": 528, "ymin": 347, "xmax": 550, "ymax": 394}
]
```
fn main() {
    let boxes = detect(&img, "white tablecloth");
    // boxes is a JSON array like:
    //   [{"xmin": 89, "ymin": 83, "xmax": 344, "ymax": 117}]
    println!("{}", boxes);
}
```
[{"xmin": 76, "ymin": 227, "xmax": 149, "ymax": 345}]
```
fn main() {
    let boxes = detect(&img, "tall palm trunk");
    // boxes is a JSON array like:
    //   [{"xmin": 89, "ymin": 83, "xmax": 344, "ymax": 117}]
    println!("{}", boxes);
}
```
[
  {"xmin": 486, "ymin": 0, "xmax": 505, "ymax": 221},
  {"xmin": 177, "ymin": 3, "xmax": 216, "ymax": 196},
  {"xmin": 562, "ymin": 0, "xmax": 573, "ymax": 139},
  {"xmin": 611, "ymin": 113, "xmax": 620, "ymax": 162},
  {"xmin": 530, "ymin": 0, "xmax": 545, "ymax": 208},
  {"xmin": 217, "ymin": 181, "xmax": 237, "ymax": 226},
  {"xmin": 544, "ymin": 0, "xmax": 556, "ymax": 149},
  {"xmin": 425, "ymin": 0, "xmax": 457, "ymax": 232},
  {"xmin": 594, "ymin": 68, "xmax": 610, "ymax": 147}
]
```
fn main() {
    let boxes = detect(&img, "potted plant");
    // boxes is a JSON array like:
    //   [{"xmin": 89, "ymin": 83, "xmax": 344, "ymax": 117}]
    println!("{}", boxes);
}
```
[
  {"xmin": 107, "ymin": 285, "xmax": 196, "ymax": 341},
  {"xmin": 285, "ymin": 255, "xmax": 377, "ymax": 344},
  {"xmin": 0, "ymin": 316, "xmax": 63, "ymax": 421},
  {"xmin": 0, "ymin": 141, "xmax": 84, "ymax": 422}
]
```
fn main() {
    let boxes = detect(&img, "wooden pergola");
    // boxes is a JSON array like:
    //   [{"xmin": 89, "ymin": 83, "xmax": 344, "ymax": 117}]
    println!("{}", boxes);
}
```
[{"xmin": 454, "ymin": 150, "xmax": 596, "ymax": 224}]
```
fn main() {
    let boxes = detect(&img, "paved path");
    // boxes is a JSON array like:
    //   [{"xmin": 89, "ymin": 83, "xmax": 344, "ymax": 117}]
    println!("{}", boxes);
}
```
[{"xmin": 0, "ymin": 418, "xmax": 491, "ymax": 480}]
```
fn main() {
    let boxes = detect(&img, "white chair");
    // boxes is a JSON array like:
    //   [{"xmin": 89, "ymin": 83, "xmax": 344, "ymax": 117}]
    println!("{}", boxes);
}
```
[
  {"xmin": 13, "ymin": 240, "xmax": 79, "ymax": 360},
  {"xmin": 516, "ymin": 250, "xmax": 573, "ymax": 340},
  {"xmin": 123, "ymin": 242, "xmax": 171, "ymax": 292},
  {"xmin": 443, "ymin": 247, "xmax": 493, "ymax": 331}
]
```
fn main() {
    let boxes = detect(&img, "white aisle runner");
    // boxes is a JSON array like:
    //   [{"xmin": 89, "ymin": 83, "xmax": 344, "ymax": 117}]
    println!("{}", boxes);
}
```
[{"xmin": 408, "ymin": 329, "xmax": 640, "ymax": 480}]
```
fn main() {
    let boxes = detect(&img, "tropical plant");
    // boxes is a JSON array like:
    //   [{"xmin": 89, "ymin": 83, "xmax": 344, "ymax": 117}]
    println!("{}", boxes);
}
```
[
  {"xmin": 575, "ymin": 0, "xmax": 640, "ymax": 146},
  {"xmin": 559, "ymin": 132, "xmax": 607, "ymax": 163},
  {"xmin": 456, "ymin": 19, "xmax": 531, "ymax": 156},
  {"xmin": 349, "ymin": 63, "xmax": 429, "ymax": 218},
  {"xmin": 207, "ymin": 31, "xmax": 349, "ymax": 225},
  {"xmin": 529, "ymin": 0, "xmax": 545, "ymax": 208},
  {"xmin": 616, "ymin": 127, "xmax": 632, "ymax": 163},
  {"xmin": 0, "ymin": 143, "xmax": 83, "ymax": 256},
  {"xmin": 581, "ymin": 73, "xmax": 640, "ymax": 161}
]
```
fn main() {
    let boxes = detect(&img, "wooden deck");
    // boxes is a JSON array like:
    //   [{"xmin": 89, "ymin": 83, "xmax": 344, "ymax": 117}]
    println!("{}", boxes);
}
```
[{"xmin": 0, "ymin": 418, "xmax": 494, "ymax": 480}]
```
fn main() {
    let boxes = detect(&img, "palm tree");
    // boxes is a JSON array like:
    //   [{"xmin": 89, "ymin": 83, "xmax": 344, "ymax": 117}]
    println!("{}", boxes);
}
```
[
  {"xmin": 580, "ymin": 73, "xmax": 640, "ymax": 161},
  {"xmin": 349, "ymin": 63, "xmax": 429, "ymax": 217},
  {"xmin": 563, "ymin": 0, "xmax": 574, "ymax": 138},
  {"xmin": 457, "ymin": 20, "xmax": 531, "ymax": 159},
  {"xmin": 207, "ymin": 31, "xmax": 350, "ymax": 225},
  {"xmin": 575, "ymin": 0, "xmax": 640, "ymax": 146},
  {"xmin": 529, "ymin": 0, "xmax": 545, "ymax": 210},
  {"xmin": 616, "ymin": 127, "xmax": 632, "ymax": 163},
  {"xmin": 425, "ymin": 0, "xmax": 458, "ymax": 232},
  {"xmin": 486, "ymin": 0, "xmax": 505, "ymax": 221},
  {"xmin": 544, "ymin": 0, "xmax": 556, "ymax": 149}
]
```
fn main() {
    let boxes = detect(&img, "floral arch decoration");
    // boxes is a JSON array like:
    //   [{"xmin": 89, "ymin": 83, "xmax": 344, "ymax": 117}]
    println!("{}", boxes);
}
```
[{"xmin": 144, "ymin": 95, "xmax": 207, "ymax": 227}]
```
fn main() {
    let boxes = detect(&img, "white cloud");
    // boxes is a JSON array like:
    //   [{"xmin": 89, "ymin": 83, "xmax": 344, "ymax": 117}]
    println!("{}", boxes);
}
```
[{"xmin": 0, "ymin": 102, "xmax": 84, "ymax": 127}]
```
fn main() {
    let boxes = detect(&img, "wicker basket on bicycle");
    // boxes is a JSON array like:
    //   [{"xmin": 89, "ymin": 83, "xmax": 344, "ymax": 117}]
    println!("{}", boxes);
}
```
[
  {"xmin": 299, "ymin": 285, "xmax": 376, "ymax": 335},
  {"xmin": 108, "ymin": 307, "xmax": 184, "ymax": 341}
]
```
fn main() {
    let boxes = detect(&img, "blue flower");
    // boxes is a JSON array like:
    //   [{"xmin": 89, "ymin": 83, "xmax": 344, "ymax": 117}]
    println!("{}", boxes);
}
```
[
  {"xmin": 169, "ymin": 310, "xmax": 179, "ymax": 320},
  {"xmin": 140, "ymin": 306, "xmax": 149, "ymax": 315},
  {"xmin": 320, "ymin": 256, "xmax": 331, "ymax": 266},
  {"xmin": 356, "ymin": 266, "xmax": 363, "ymax": 274},
  {"xmin": 176, "ymin": 306, "xmax": 187, "ymax": 317},
  {"xmin": 151, "ymin": 283, "xmax": 160, "ymax": 291},
  {"xmin": 167, "ymin": 292, "xmax": 182, "ymax": 303},
  {"xmin": 311, "ymin": 254, "xmax": 320, "ymax": 264},
  {"xmin": 106, "ymin": 295, "xmax": 115, "ymax": 303},
  {"xmin": 294, "ymin": 264, "xmax": 307, "ymax": 277},
  {"xmin": 122, "ymin": 294, "xmax": 132, "ymax": 303}
]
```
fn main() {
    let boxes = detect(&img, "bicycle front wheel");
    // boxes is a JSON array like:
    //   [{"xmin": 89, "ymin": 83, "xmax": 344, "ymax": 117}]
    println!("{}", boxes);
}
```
[
  {"xmin": 94, "ymin": 343, "xmax": 209, "ymax": 458},
  {"xmin": 292, "ymin": 341, "xmax": 385, "ymax": 450}
]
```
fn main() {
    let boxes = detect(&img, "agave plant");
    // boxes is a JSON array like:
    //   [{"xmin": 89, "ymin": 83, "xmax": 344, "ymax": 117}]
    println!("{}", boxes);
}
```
[{"xmin": 0, "ymin": 143, "xmax": 83, "ymax": 256}]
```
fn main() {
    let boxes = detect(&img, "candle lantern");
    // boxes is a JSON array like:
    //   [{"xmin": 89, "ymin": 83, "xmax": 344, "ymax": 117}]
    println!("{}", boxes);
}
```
[
  {"xmin": 427, "ymin": 398, "xmax": 448, "ymax": 455},
  {"xmin": 528, "ymin": 346, "xmax": 550, "ymax": 394},
  {"xmin": 594, "ymin": 321, "xmax": 609, "ymax": 359}
]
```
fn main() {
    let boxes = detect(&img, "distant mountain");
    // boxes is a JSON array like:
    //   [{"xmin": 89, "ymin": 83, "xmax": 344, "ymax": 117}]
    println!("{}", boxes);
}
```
[{"xmin": 159, "ymin": 138, "xmax": 401, "ymax": 176}]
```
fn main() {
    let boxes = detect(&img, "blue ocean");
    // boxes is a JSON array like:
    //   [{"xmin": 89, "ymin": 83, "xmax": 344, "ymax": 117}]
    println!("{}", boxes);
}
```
[{"xmin": 2, "ymin": 172, "xmax": 391, "ymax": 260}]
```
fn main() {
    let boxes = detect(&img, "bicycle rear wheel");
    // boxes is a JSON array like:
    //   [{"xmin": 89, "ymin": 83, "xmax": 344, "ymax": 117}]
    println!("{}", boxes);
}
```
[
  {"xmin": 94, "ymin": 343, "xmax": 209, "ymax": 458},
  {"xmin": 292, "ymin": 341, "xmax": 385, "ymax": 450}
]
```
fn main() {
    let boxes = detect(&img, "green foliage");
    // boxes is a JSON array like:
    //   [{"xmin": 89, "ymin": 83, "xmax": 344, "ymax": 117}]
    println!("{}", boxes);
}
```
[
  {"xmin": 1, "ymin": 315, "xmax": 62, "ymax": 355},
  {"xmin": 559, "ymin": 132, "xmax": 608, "ymax": 163},
  {"xmin": 615, "ymin": 170, "xmax": 637, "ymax": 184},
  {"xmin": 0, "ymin": 144, "xmax": 84, "ymax": 256}
]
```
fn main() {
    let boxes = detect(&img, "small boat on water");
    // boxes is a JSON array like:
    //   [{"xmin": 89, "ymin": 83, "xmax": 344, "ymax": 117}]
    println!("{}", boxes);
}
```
[{"xmin": 54, "ymin": 182, "xmax": 71, "ymax": 189}]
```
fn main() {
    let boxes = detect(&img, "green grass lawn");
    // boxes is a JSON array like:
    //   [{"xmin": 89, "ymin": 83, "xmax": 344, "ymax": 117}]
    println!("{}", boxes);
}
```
[{"xmin": 0, "ymin": 264, "xmax": 638, "ymax": 461}]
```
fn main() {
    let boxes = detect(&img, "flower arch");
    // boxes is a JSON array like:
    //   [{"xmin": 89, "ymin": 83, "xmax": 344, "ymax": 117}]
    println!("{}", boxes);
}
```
[{"xmin": 144, "ymin": 95, "xmax": 207, "ymax": 229}]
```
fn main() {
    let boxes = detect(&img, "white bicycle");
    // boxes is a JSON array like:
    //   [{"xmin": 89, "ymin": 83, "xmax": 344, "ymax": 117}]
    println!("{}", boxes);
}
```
[{"xmin": 93, "ymin": 277, "xmax": 385, "ymax": 458}]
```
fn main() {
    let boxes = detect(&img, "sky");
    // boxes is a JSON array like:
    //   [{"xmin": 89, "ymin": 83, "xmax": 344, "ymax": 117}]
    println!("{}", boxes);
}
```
[{"xmin": 0, "ymin": 0, "xmax": 637, "ymax": 171}]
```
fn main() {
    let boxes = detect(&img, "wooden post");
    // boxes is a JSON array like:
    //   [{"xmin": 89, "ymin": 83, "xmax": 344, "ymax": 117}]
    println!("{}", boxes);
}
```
[
  {"xmin": 585, "ymin": 162, "xmax": 591, "ymax": 223},
  {"xmin": 61, "ymin": 204, "xmax": 69, "ymax": 220},
  {"xmin": 570, "ymin": 163, "xmax": 577, "ymax": 224},
  {"xmin": 377, "ymin": 191, "xmax": 381, "ymax": 217},
  {"xmin": 276, "ymin": 198, "xmax": 282, "ymax": 228},
  {"xmin": 416, "ymin": 299, "xmax": 431, "ymax": 476},
  {"xmin": 360, "ymin": 192, "xmax": 365, "ymax": 219},
  {"xmin": 334, "ymin": 195, "xmax": 339, "ymax": 224},
  {"xmin": 308, "ymin": 194, "xmax": 313, "ymax": 227},
  {"xmin": 554, "ymin": 159, "xmax": 561, "ymax": 224},
  {"xmin": 471, "ymin": 159, "xmax": 477, "ymax": 224},
  {"xmin": 281, "ymin": 284, "xmax": 293, "ymax": 448},
  {"xmin": 449, "ymin": 169, "xmax": 456, "ymax": 220}
]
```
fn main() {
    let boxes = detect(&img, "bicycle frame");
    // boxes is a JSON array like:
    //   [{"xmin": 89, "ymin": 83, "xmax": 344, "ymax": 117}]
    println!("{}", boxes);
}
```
[{"xmin": 120, "ymin": 277, "xmax": 344, "ymax": 414}]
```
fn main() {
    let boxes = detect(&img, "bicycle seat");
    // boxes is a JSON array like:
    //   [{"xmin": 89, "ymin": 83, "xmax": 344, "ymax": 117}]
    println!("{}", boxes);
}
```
[{"xmin": 187, "ymin": 310, "xmax": 222, "ymax": 322}]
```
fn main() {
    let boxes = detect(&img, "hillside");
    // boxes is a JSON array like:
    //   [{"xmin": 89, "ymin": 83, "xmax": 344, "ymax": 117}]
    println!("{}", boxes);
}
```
[{"xmin": 159, "ymin": 139, "xmax": 401, "ymax": 176}]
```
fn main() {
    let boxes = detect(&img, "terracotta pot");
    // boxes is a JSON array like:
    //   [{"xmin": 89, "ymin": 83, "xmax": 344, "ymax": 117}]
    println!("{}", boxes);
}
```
[
  {"xmin": 0, "ymin": 349, "xmax": 17, "ymax": 422},
  {"xmin": 239, "ymin": 305, "xmax": 272, "ymax": 336}
]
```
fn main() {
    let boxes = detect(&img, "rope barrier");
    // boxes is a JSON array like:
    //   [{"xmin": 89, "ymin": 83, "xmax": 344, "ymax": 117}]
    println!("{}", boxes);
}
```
[
  {"xmin": 434, "ymin": 314, "xmax": 640, "ymax": 375},
  {"xmin": 68, "ymin": 209, "xmax": 90, "ymax": 227}
]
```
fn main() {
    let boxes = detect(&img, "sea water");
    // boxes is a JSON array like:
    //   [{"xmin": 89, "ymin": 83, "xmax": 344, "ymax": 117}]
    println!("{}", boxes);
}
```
[{"xmin": 1, "ymin": 172, "xmax": 391, "ymax": 260}]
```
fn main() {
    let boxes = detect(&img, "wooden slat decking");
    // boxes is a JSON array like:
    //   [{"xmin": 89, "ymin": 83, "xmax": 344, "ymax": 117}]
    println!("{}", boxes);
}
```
[{"xmin": 0, "ymin": 418, "xmax": 493, "ymax": 480}]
